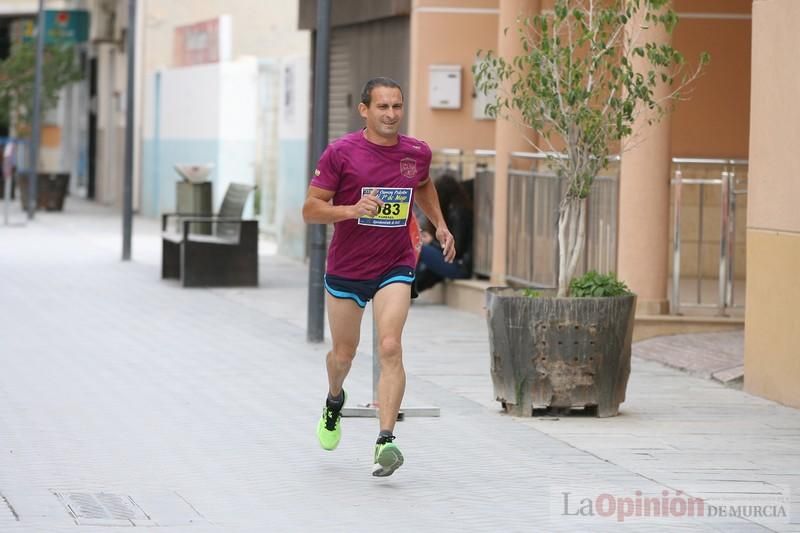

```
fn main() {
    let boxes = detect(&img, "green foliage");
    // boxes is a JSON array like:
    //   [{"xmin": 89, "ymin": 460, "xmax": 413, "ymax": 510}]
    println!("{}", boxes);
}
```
[
  {"xmin": 569, "ymin": 271, "xmax": 631, "ymax": 297},
  {"xmin": 522, "ymin": 287, "xmax": 542, "ymax": 298},
  {"xmin": 473, "ymin": 0, "xmax": 709, "ymax": 200},
  {"xmin": 474, "ymin": 0, "xmax": 707, "ymax": 296},
  {"xmin": 0, "ymin": 42, "xmax": 83, "ymax": 130}
]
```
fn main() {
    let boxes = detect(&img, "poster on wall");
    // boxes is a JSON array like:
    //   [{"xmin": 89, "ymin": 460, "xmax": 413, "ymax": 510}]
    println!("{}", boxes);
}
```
[{"xmin": 173, "ymin": 15, "xmax": 232, "ymax": 67}]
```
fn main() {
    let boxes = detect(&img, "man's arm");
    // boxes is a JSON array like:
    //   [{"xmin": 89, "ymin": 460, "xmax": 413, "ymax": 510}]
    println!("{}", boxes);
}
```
[
  {"xmin": 302, "ymin": 186, "xmax": 383, "ymax": 225},
  {"xmin": 415, "ymin": 178, "xmax": 456, "ymax": 262}
]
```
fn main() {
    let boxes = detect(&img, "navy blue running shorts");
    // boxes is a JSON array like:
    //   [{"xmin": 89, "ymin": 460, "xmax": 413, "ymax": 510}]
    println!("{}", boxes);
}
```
[{"xmin": 324, "ymin": 266, "xmax": 416, "ymax": 308}]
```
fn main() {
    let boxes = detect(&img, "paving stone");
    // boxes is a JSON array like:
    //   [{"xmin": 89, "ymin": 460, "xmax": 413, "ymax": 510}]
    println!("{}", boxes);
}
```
[{"xmin": 0, "ymin": 200, "xmax": 797, "ymax": 532}]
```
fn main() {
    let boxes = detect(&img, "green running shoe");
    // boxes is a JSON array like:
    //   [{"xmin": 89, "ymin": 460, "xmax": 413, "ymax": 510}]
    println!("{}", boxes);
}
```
[
  {"xmin": 372, "ymin": 437, "xmax": 404, "ymax": 477},
  {"xmin": 316, "ymin": 390, "xmax": 346, "ymax": 451}
]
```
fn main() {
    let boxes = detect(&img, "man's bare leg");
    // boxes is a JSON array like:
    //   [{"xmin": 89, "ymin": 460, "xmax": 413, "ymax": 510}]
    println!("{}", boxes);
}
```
[
  {"xmin": 372, "ymin": 282, "xmax": 411, "ymax": 433},
  {"xmin": 325, "ymin": 294, "xmax": 365, "ymax": 396},
  {"xmin": 370, "ymin": 282, "xmax": 411, "ymax": 476},
  {"xmin": 316, "ymin": 294, "xmax": 364, "ymax": 451}
]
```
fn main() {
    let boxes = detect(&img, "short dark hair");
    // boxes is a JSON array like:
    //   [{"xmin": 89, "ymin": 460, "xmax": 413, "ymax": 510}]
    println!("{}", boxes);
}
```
[{"xmin": 360, "ymin": 77, "xmax": 403, "ymax": 107}]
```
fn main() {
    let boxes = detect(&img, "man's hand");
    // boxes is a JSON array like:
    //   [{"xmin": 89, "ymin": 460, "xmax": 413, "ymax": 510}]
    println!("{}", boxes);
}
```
[
  {"xmin": 436, "ymin": 225, "xmax": 456, "ymax": 263},
  {"xmin": 351, "ymin": 189, "xmax": 384, "ymax": 219}
]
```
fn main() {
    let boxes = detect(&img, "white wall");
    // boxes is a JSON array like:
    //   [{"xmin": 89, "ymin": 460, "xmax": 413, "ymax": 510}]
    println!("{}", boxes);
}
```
[
  {"xmin": 217, "ymin": 57, "xmax": 259, "ymax": 214},
  {"xmin": 156, "ymin": 63, "xmax": 221, "ymax": 140},
  {"xmin": 145, "ymin": 58, "xmax": 260, "ymax": 216}
]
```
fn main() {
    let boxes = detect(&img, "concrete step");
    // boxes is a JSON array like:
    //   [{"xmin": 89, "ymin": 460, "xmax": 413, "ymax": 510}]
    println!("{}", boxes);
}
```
[{"xmin": 633, "ymin": 313, "xmax": 743, "ymax": 342}]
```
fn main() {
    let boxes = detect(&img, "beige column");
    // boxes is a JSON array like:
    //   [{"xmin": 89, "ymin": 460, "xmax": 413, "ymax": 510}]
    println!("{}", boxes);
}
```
[
  {"xmin": 744, "ymin": 0, "xmax": 800, "ymax": 408},
  {"xmin": 617, "ymin": 16, "xmax": 673, "ymax": 315},
  {"xmin": 491, "ymin": 0, "xmax": 539, "ymax": 284}
]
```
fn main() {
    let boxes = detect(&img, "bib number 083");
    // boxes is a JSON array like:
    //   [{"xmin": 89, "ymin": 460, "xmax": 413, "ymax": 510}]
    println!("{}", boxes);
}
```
[{"xmin": 380, "ymin": 203, "xmax": 401, "ymax": 216}]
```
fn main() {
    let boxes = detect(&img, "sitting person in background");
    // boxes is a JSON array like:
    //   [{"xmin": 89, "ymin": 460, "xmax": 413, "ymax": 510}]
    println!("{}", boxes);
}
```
[{"xmin": 415, "ymin": 174, "xmax": 473, "ymax": 293}]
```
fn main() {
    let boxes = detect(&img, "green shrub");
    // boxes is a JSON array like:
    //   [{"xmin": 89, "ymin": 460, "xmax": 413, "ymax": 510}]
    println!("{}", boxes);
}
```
[{"xmin": 569, "ymin": 271, "xmax": 631, "ymax": 298}]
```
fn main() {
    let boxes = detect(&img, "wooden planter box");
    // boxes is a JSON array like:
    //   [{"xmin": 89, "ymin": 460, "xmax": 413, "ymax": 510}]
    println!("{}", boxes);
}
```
[
  {"xmin": 17, "ymin": 172, "xmax": 70, "ymax": 211},
  {"xmin": 486, "ymin": 288, "xmax": 636, "ymax": 417}
]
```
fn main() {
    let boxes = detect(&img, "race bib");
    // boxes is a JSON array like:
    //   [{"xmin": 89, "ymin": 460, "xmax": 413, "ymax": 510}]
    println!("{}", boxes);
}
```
[{"xmin": 358, "ymin": 187, "xmax": 413, "ymax": 227}]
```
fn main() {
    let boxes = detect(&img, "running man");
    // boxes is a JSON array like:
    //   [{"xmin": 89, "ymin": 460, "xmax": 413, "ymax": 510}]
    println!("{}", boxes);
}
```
[{"xmin": 302, "ymin": 77, "xmax": 455, "ymax": 477}]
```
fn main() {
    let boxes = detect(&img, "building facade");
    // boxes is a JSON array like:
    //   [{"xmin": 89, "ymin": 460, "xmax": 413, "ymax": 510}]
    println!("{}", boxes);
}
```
[
  {"xmin": 82, "ymin": 0, "xmax": 311, "ymax": 258},
  {"xmin": 0, "ymin": 0, "xmax": 90, "ymax": 193},
  {"xmin": 300, "ymin": 0, "xmax": 799, "ymax": 408}
]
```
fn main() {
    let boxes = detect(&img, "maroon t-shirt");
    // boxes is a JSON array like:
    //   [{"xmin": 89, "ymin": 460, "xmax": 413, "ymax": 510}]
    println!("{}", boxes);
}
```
[{"xmin": 311, "ymin": 130, "xmax": 432, "ymax": 280}]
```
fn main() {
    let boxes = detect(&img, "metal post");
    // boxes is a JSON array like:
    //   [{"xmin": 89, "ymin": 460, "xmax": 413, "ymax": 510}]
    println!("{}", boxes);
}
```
[
  {"xmin": 27, "ymin": 0, "xmax": 46, "ymax": 220},
  {"xmin": 671, "ymin": 167, "xmax": 682, "ymax": 315},
  {"xmin": 339, "ymin": 315, "xmax": 381, "ymax": 416},
  {"xmin": 2, "ymin": 168, "xmax": 9, "ymax": 226},
  {"xmin": 696, "ymin": 183, "xmax": 704, "ymax": 305},
  {"xmin": 2, "ymin": 140, "xmax": 10, "ymax": 225},
  {"xmin": 306, "ymin": 0, "xmax": 331, "ymax": 343},
  {"xmin": 725, "ymin": 165, "xmax": 736, "ymax": 309},
  {"xmin": 122, "ymin": 0, "xmax": 136, "ymax": 261},
  {"xmin": 341, "ymin": 310, "xmax": 440, "ymax": 420},
  {"xmin": 718, "ymin": 168, "xmax": 730, "ymax": 316}
]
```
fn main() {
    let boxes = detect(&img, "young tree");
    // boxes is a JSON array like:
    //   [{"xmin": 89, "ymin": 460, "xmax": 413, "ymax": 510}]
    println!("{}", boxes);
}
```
[
  {"xmin": 0, "ymin": 42, "xmax": 83, "ymax": 134},
  {"xmin": 475, "ymin": 0, "xmax": 708, "ymax": 296}
]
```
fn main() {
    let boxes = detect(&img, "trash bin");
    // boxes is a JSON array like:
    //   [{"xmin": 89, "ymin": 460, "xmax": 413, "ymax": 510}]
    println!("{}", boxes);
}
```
[
  {"xmin": 174, "ymin": 164, "xmax": 214, "ymax": 234},
  {"xmin": 176, "ymin": 181, "xmax": 212, "ymax": 234}
]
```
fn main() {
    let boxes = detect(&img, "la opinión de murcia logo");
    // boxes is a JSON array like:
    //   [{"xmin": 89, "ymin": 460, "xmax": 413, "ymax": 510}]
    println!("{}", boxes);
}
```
[{"xmin": 561, "ymin": 490, "xmax": 789, "ymax": 523}]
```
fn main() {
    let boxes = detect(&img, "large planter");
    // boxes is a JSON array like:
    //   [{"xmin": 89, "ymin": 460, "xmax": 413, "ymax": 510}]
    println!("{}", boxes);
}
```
[
  {"xmin": 486, "ymin": 287, "xmax": 636, "ymax": 417},
  {"xmin": 17, "ymin": 172, "xmax": 70, "ymax": 211}
]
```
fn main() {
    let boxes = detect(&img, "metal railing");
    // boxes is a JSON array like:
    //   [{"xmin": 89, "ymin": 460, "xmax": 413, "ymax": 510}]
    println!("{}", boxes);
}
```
[
  {"xmin": 671, "ymin": 158, "xmax": 748, "ymax": 315},
  {"xmin": 472, "ymin": 150, "xmax": 495, "ymax": 277},
  {"xmin": 429, "ymin": 148, "xmax": 464, "ymax": 181},
  {"xmin": 427, "ymin": 148, "xmax": 495, "ymax": 277},
  {"xmin": 506, "ymin": 152, "xmax": 619, "ymax": 288}
]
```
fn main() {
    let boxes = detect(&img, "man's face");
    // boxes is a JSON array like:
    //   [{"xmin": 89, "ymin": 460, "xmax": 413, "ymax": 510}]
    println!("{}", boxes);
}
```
[{"xmin": 359, "ymin": 86, "xmax": 404, "ymax": 140}]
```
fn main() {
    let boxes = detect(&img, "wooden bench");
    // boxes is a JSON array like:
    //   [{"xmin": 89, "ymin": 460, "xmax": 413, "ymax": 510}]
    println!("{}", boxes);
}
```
[{"xmin": 161, "ymin": 183, "xmax": 258, "ymax": 287}]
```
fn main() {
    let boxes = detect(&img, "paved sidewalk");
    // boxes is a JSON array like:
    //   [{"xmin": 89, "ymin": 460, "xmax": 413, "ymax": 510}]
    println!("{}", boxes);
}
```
[
  {"xmin": 0, "ymin": 199, "xmax": 798, "ymax": 532},
  {"xmin": 635, "ymin": 331, "xmax": 745, "ymax": 384}
]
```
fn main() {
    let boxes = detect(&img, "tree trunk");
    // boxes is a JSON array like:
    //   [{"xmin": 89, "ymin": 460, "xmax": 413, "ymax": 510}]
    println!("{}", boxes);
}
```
[
  {"xmin": 565, "ymin": 198, "xmax": 587, "ymax": 286},
  {"xmin": 557, "ymin": 203, "xmax": 570, "ymax": 296},
  {"xmin": 557, "ymin": 198, "xmax": 587, "ymax": 296}
]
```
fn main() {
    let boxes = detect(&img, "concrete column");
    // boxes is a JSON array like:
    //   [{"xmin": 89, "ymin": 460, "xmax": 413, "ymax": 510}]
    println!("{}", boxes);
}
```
[
  {"xmin": 744, "ymin": 0, "xmax": 800, "ymax": 408},
  {"xmin": 617, "ymin": 13, "xmax": 673, "ymax": 315},
  {"xmin": 491, "ymin": 0, "xmax": 539, "ymax": 284}
]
